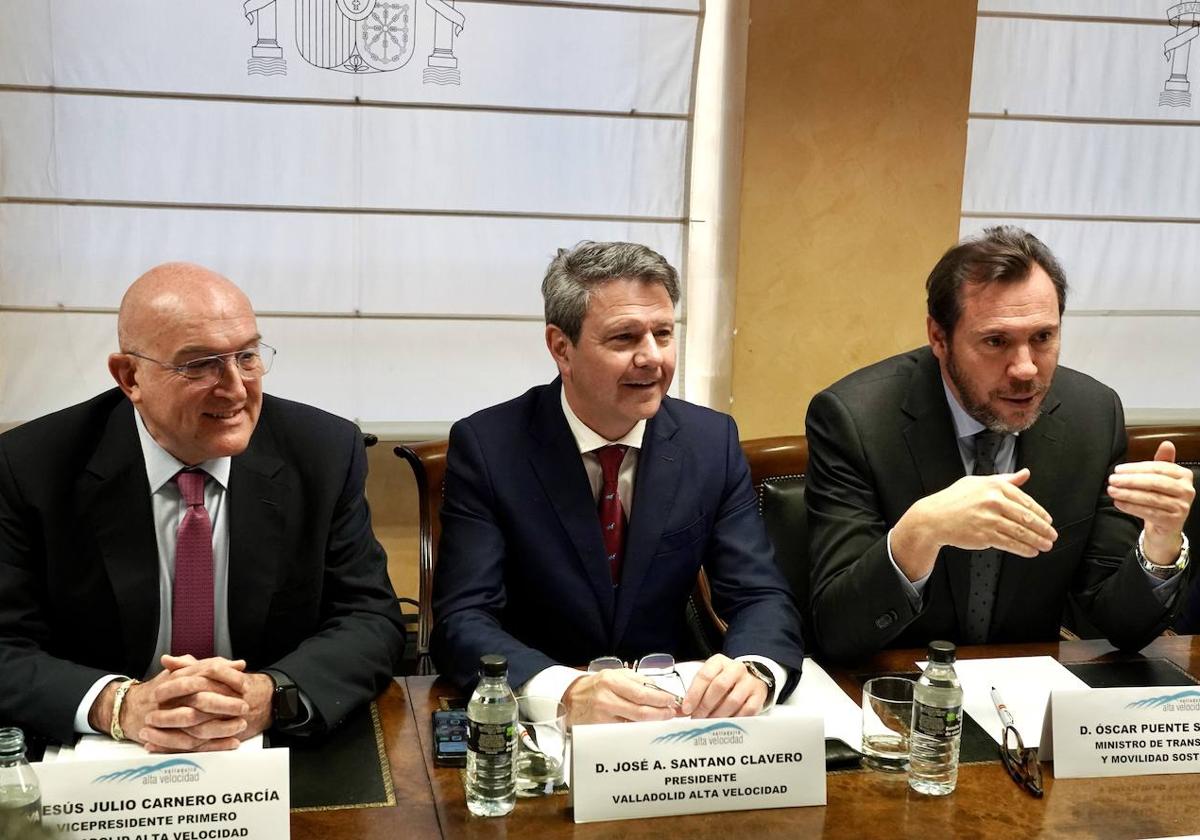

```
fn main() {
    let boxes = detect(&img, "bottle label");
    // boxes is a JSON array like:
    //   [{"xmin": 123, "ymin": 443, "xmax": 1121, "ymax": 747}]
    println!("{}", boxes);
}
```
[
  {"xmin": 467, "ymin": 720, "xmax": 515, "ymax": 756},
  {"xmin": 913, "ymin": 701, "xmax": 963, "ymax": 739}
]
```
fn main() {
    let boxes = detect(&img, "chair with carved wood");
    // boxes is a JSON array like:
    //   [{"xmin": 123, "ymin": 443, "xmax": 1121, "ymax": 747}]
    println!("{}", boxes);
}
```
[{"xmin": 394, "ymin": 440, "xmax": 448, "ymax": 675}]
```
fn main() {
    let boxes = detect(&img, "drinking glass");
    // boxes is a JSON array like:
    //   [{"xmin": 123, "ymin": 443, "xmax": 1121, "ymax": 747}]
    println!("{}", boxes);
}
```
[
  {"xmin": 861, "ymin": 676, "xmax": 915, "ymax": 772},
  {"xmin": 513, "ymin": 696, "xmax": 568, "ymax": 797}
]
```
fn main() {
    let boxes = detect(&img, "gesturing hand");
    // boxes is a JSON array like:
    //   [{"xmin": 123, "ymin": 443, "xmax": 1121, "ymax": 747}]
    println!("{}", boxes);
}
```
[
  {"xmin": 891, "ymin": 469, "xmax": 1057, "ymax": 581},
  {"xmin": 1108, "ymin": 440, "xmax": 1195, "ymax": 565}
]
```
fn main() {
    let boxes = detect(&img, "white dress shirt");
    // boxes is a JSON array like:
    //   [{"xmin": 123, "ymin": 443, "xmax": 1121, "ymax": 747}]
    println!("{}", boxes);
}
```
[{"xmin": 520, "ymin": 389, "xmax": 785, "ymax": 710}]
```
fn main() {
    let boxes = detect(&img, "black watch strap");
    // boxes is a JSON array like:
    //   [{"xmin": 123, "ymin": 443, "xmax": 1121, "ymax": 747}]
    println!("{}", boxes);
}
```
[{"xmin": 263, "ymin": 669, "xmax": 302, "ymax": 727}]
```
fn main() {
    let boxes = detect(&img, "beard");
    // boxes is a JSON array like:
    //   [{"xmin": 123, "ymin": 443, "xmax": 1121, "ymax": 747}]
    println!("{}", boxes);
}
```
[{"xmin": 946, "ymin": 349, "xmax": 1048, "ymax": 434}]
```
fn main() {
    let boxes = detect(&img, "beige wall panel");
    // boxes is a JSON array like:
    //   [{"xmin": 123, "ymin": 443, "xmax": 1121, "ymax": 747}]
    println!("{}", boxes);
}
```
[{"xmin": 733, "ymin": 1, "xmax": 978, "ymax": 438}]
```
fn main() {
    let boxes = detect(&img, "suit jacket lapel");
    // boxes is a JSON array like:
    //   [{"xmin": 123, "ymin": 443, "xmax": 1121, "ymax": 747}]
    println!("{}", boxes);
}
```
[
  {"xmin": 226, "ymin": 417, "xmax": 289, "ymax": 665},
  {"xmin": 526, "ymin": 383, "xmax": 616, "ymax": 634},
  {"xmin": 901, "ymin": 350, "xmax": 973, "ymax": 630},
  {"xmin": 990, "ymin": 391, "xmax": 1064, "ymax": 633},
  {"xmin": 79, "ymin": 400, "xmax": 160, "ymax": 677},
  {"xmin": 612, "ymin": 406, "xmax": 682, "ymax": 648}
]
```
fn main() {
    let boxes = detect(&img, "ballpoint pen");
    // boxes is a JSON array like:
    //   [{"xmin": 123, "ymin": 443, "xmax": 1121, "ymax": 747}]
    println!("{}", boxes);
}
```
[{"xmin": 991, "ymin": 686, "xmax": 1016, "ymax": 730}]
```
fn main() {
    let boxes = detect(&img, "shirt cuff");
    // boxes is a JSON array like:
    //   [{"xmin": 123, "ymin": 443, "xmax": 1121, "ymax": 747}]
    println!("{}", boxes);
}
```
[
  {"xmin": 735, "ymin": 655, "xmax": 785, "ymax": 710},
  {"xmin": 519, "ymin": 665, "xmax": 586, "ymax": 706},
  {"xmin": 74, "ymin": 675, "xmax": 125, "ymax": 735},
  {"xmin": 887, "ymin": 528, "xmax": 931, "ymax": 602},
  {"xmin": 1147, "ymin": 569, "xmax": 1186, "ymax": 601}
]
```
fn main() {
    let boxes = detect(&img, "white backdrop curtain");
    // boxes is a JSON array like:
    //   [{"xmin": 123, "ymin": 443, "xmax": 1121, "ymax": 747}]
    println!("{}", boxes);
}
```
[
  {"xmin": 0, "ymin": 0, "xmax": 707, "ymax": 435},
  {"xmin": 963, "ymin": 0, "xmax": 1200, "ymax": 422}
]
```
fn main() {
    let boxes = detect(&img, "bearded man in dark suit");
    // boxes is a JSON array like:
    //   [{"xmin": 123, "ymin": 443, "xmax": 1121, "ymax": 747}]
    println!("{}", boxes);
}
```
[{"xmin": 807, "ymin": 226, "xmax": 1194, "ymax": 661}]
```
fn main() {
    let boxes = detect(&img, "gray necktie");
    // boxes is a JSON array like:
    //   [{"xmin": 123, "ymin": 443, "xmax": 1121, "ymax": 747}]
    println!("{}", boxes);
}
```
[{"xmin": 965, "ymin": 430, "xmax": 1006, "ymax": 644}]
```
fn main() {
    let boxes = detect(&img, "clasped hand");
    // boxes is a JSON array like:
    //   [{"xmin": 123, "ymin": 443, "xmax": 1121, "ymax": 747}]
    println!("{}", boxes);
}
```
[
  {"xmin": 563, "ymin": 653, "xmax": 767, "ymax": 727},
  {"xmin": 94, "ymin": 654, "xmax": 274, "ymax": 753}
]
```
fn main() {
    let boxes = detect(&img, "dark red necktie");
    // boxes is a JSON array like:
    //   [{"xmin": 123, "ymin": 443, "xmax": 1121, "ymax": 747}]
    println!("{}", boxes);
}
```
[
  {"xmin": 595, "ymin": 445, "xmax": 628, "ymax": 585},
  {"xmin": 173, "ymin": 469, "xmax": 214, "ymax": 659}
]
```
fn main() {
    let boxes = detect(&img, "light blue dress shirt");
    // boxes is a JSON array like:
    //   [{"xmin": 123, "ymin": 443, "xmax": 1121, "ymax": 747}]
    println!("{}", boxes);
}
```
[{"xmin": 72, "ymin": 409, "xmax": 233, "ymax": 733}]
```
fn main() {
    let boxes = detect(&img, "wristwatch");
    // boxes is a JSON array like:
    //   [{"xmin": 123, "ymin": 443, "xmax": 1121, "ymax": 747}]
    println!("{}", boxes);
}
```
[
  {"xmin": 744, "ymin": 661, "xmax": 777, "ymax": 710},
  {"xmin": 1136, "ymin": 531, "xmax": 1190, "ymax": 581},
  {"xmin": 263, "ymin": 669, "xmax": 302, "ymax": 727}
]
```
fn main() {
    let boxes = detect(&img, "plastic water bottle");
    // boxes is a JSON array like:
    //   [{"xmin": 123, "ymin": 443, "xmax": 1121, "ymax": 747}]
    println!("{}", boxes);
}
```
[
  {"xmin": 465, "ymin": 654, "xmax": 517, "ymax": 817},
  {"xmin": 908, "ymin": 640, "xmax": 964, "ymax": 796},
  {"xmin": 0, "ymin": 727, "xmax": 42, "ymax": 829}
]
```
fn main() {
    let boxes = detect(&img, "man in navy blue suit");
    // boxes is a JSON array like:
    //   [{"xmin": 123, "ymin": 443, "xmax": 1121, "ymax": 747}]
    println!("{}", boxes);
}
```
[{"xmin": 431, "ymin": 242, "xmax": 804, "ymax": 726}]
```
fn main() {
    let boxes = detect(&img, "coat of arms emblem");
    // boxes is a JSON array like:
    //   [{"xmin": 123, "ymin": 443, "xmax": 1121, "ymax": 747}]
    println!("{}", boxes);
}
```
[{"xmin": 243, "ymin": 0, "xmax": 464, "ymax": 82}]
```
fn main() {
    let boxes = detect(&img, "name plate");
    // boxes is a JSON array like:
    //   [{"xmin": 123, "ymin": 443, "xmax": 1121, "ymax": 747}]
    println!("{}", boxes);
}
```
[
  {"xmin": 571, "ymin": 713, "xmax": 825, "ymax": 824},
  {"xmin": 34, "ymin": 749, "xmax": 290, "ymax": 839},
  {"xmin": 1050, "ymin": 686, "xmax": 1200, "ymax": 778}
]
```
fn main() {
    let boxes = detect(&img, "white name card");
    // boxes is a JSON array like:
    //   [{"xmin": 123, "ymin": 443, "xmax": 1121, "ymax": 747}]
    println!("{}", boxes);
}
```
[
  {"xmin": 1050, "ymin": 686, "xmax": 1200, "ymax": 778},
  {"xmin": 571, "ymin": 714, "xmax": 825, "ymax": 824},
  {"xmin": 34, "ymin": 748, "xmax": 290, "ymax": 839}
]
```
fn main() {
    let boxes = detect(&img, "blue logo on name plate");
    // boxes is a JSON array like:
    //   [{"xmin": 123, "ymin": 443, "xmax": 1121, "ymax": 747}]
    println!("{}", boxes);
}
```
[
  {"xmin": 1126, "ymin": 690, "xmax": 1200, "ymax": 709},
  {"xmin": 93, "ymin": 759, "xmax": 205, "ymax": 783},
  {"xmin": 652, "ymin": 722, "xmax": 748, "ymax": 744}
]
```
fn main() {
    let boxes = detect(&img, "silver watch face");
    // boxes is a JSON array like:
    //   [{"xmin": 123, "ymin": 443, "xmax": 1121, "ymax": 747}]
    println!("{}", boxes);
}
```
[
  {"xmin": 1141, "ymin": 550, "xmax": 1184, "ymax": 578},
  {"xmin": 747, "ymin": 662, "xmax": 774, "ymax": 688}
]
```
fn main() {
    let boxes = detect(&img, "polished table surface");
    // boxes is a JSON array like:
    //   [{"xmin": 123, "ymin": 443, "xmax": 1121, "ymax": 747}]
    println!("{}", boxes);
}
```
[
  {"xmin": 293, "ymin": 637, "xmax": 1200, "ymax": 839},
  {"xmin": 290, "ymin": 679, "xmax": 441, "ymax": 840},
  {"xmin": 406, "ymin": 636, "xmax": 1200, "ymax": 840}
]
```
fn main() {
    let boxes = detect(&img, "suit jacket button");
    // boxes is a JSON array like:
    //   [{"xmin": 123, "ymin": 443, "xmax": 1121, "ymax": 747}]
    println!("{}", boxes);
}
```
[{"xmin": 874, "ymin": 611, "xmax": 896, "ymax": 630}]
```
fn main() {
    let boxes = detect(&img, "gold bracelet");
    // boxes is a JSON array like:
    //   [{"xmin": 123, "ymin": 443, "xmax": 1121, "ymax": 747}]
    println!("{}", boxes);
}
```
[{"xmin": 110, "ymin": 678, "xmax": 140, "ymax": 742}]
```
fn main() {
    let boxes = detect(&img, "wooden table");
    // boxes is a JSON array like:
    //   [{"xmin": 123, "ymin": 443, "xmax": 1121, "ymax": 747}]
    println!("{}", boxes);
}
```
[
  {"xmin": 290, "ymin": 678, "xmax": 441, "ymax": 840},
  {"xmin": 409, "ymin": 636, "xmax": 1200, "ymax": 839}
]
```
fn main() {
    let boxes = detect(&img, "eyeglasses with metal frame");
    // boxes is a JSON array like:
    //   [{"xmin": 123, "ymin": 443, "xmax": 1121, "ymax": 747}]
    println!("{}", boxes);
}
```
[
  {"xmin": 126, "ymin": 343, "xmax": 276, "ymax": 386},
  {"xmin": 587, "ymin": 653, "xmax": 686, "ymax": 703}
]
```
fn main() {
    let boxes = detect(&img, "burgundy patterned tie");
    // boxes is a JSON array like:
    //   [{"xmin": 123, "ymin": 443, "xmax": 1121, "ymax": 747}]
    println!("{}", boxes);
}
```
[
  {"xmin": 595, "ymin": 445, "xmax": 628, "ymax": 585},
  {"xmin": 173, "ymin": 469, "xmax": 214, "ymax": 659}
]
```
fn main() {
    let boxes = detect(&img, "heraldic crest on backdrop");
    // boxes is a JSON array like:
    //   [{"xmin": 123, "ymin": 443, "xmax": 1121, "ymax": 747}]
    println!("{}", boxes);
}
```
[
  {"xmin": 0, "ymin": 0, "xmax": 700, "ymax": 428},
  {"xmin": 1160, "ymin": 2, "xmax": 1199, "ymax": 106},
  {"xmin": 243, "ymin": 0, "xmax": 466, "ymax": 83}
]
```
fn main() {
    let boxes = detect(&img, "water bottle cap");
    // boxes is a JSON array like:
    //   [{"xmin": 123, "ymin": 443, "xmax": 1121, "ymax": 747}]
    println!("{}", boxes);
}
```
[
  {"xmin": 927, "ymin": 640, "xmax": 957, "ymax": 663},
  {"xmin": 479, "ymin": 654, "xmax": 508, "ymax": 677},
  {"xmin": 0, "ymin": 727, "xmax": 26, "ymax": 756}
]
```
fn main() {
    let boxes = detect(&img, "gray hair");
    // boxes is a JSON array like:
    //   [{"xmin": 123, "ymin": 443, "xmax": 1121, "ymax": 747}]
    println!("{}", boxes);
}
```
[{"xmin": 541, "ymin": 241, "xmax": 680, "ymax": 343}]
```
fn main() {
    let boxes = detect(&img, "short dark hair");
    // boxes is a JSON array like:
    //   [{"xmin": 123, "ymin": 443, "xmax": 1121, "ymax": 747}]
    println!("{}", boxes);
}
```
[
  {"xmin": 926, "ymin": 226, "xmax": 1068, "ymax": 335},
  {"xmin": 542, "ymin": 241, "xmax": 680, "ymax": 343}
]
